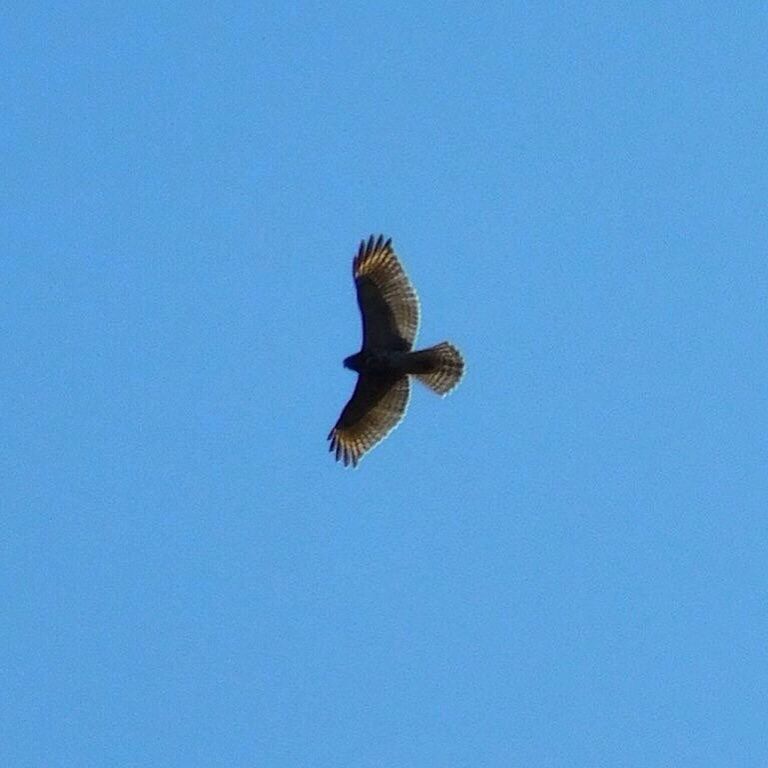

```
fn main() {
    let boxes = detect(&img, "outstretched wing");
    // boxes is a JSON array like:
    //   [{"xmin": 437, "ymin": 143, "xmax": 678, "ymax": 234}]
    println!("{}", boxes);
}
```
[
  {"xmin": 328, "ymin": 374, "xmax": 410, "ymax": 467},
  {"xmin": 354, "ymin": 235, "xmax": 419, "ymax": 351}
]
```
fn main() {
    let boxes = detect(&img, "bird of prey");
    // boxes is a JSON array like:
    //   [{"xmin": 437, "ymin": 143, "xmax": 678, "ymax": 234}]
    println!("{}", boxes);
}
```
[{"xmin": 328, "ymin": 235, "xmax": 464, "ymax": 467}]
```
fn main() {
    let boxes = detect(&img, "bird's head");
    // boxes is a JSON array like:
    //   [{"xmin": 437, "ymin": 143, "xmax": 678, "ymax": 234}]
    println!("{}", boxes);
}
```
[{"xmin": 343, "ymin": 353, "xmax": 362, "ymax": 372}]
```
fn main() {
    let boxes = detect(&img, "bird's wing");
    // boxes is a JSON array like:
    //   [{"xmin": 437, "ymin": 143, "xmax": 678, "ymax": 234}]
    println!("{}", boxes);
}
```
[
  {"xmin": 353, "ymin": 235, "xmax": 419, "ymax": 351},
  {"xmin": 328, "ymin": 374, "xmax": 410, "ymax": 467}
]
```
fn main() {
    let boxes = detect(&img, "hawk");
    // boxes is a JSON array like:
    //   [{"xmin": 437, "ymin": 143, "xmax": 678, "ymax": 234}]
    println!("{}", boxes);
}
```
[{"xmin": 328, "ymin": 235, "xmax": 464, "ymax": 467}]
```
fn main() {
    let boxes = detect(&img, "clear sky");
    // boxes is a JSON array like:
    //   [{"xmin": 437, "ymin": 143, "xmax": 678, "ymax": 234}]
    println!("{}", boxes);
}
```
[{"xmin": 4, "ymin": 3, "xmax": 768, "ymax": 766}]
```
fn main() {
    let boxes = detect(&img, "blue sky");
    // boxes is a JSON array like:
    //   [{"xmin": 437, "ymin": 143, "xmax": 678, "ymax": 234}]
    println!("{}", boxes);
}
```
[{"xmin": 4, "ymin": 3, "xmax": 768, "ymax": 766}]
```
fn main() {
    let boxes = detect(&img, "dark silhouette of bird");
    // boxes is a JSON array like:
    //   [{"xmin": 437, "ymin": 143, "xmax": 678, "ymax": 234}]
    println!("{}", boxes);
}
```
[{"xmin": 328, "ymin": 235, "xmax": 464, "ymax": 467}]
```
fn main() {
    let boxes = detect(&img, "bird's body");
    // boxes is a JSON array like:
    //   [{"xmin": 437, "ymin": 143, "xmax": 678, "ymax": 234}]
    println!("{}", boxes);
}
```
[
  {"xmin": 328, "ymin": 235, "xmax": 464, "ymax": 467},
  {"xmin": 344, "ymin": 349, "xmax": 422, "ymax": 375}
]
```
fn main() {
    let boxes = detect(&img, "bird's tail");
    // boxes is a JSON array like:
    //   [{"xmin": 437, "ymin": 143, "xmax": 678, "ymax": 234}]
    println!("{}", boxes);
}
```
[{"xmin": 406, "ymin": 342, "xmax": 465, "ymax": 395}]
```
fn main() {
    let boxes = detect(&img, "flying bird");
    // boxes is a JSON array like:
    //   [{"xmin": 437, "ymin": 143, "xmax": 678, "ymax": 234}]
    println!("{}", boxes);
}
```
[{"xmin": 328, "ymin": 235, "xmax": 464, "ymax": 467}]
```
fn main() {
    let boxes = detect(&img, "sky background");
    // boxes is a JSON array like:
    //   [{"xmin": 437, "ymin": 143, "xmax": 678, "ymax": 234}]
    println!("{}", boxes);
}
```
[{"xmin": 4, "ymin": 3, "xmax": 768, "ymax": 766}]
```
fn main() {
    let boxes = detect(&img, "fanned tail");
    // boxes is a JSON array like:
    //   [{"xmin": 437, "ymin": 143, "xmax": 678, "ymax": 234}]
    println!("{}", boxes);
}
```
[{"xmin": 407, "ymin": 342, "xmax": 464, "ymax": 395}]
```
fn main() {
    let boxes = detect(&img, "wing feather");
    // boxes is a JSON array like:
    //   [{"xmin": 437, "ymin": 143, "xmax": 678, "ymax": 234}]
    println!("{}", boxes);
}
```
[
  {"xmin": 353, "ymin": 235, "xmax": 419, "ymax": 351},
  {"xmin": 328, "ymin": 374, "xmax": 410, "ymax": 467}
]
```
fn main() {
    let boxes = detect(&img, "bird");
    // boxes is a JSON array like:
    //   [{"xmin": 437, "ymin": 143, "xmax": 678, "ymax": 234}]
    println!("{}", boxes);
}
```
[{"xmin": 328, "ymin": 235, "xmax": 464, "ymax": 467}]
